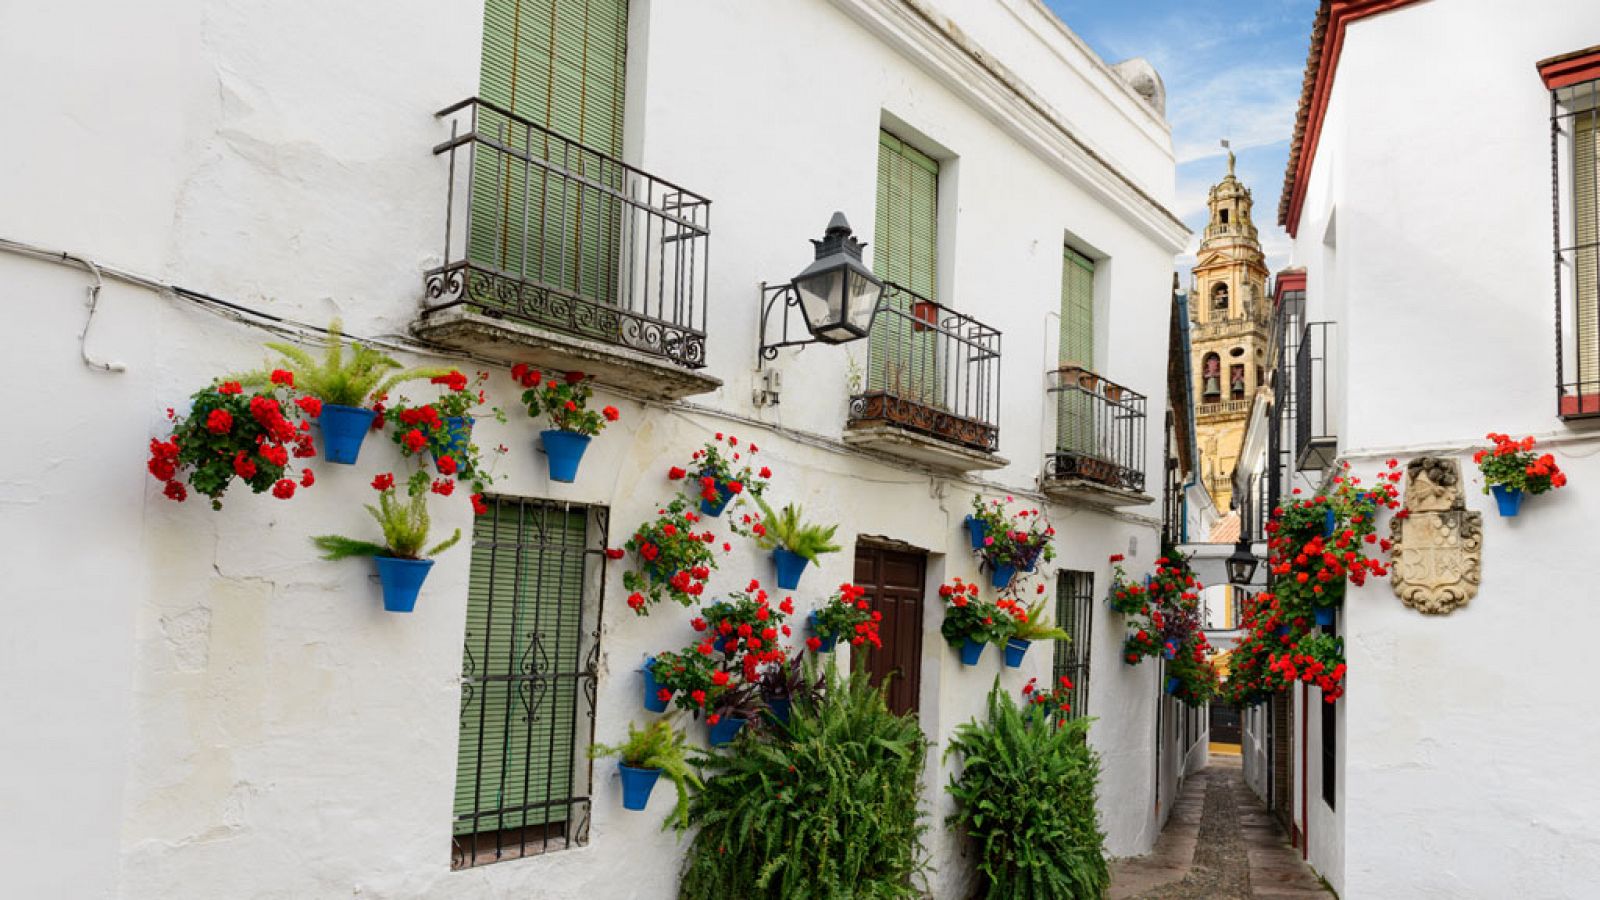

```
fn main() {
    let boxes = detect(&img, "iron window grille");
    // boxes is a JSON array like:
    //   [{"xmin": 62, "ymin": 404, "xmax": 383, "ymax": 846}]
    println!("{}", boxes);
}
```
[
  {"xmin": 424, "ymin": 97, "xmax": 712, "ymax": 369},
  {"xmin": 1294, "ymin": 321, "xmax": 1336, "ymax": 472},
  {"xmin": 1551, "ymin": 78, "xmax": 1600, "ymax": 417},
  {"xmin": 452, "ymin": 497, "xmax": 609, "ymax": 869},
  {"xmin": 1053, "ymin": 571, "xmax": 1094, "ymax": 718}
]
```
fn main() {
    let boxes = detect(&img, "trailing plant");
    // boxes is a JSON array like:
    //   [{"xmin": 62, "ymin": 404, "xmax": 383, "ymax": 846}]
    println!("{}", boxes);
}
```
[
  {"xmin": 147, "ymin": 376, "xmax": 317, "ymax": 509},
  {"xmin": 808, "ymin": 583, "xmax": 883, "ymax": 652},
  {"xmin": 648, "ymin": 648, "xmax": 732, "ymax": 717},
  {"xmin": 1105, "ymin": 553, "xmax": 1148, "ymax": 615},
  {"xmin": 1265, "ymin": 460, "xmax": 1400, "ymax": 619},
  {"xmin": 1474, "ymin": 432, "xmax": 1567, "ymax": 495},
  {"xmin": 244, "ymin": 319, "xmax": 448, "ymax": 408},
  {"xmin": 1020, "ymin": 674, "xmax": 1079, "ymax": 727},
  {"xmin": 1005, "ymin": 596, "xmax": 1072, "ymax": 643},
  {"xmin": 590, "ymin": 718, "xmax": 702, "ymax": 830},
  {"xmin": 310, "ymin": 479, "xmax": 461, "ymax": 560},
  {"xmin": 945, "ymin": 685, "xmax": 1108, "ymax": 899},
  {"xmin": 617, "ymin": 497, "xmax": 724, "ymax": 614},
  {"xmin": 383, "ymin": 370, "xmax": 505, "ymax": 502},
  {"xmin": 1269, "ymin": 631, "xmax": 1347, "ymax": 703},
  {"xmin": 748, "ymin": 494, "xmax": 841, "ymax": 563},
  {"xmin": 939, "ymin": 578, "xmax": 1016, "ymax": 648},
  {"xmin": 509, "ymin": 364, "xmax": 619, "ymax": 435},
  {"xmin": 1166, "ymin": 632, "xmax": 1219, "ymax": 707},
  {"xmin": 968, "ymin": 495, "xmax": 1056, "ymax": 569},
  {"xmin": 678, "ymin": 661, "xmax": 928, "ymax": 899},
  {"xmin": 698, "ymin": 581, "xmax": 794, "ymax": 684},
  {"xmin": 1116, "ymin": 552, "xmax": 1203, "ymax": 668},
  {"xmin": 668, "ymin": 432, "xmax": 771, "ymax": 507}
]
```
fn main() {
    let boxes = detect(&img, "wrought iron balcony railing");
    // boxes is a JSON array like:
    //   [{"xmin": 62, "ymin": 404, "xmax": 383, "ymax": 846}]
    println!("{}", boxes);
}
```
[
  {"xmin": 1295, "ymin": 321, "xmax": 1337, "ymax": 471},
  {"xmin": 422, "ymin": 98, "xmax": 711, "ymax": 369},
  {"xmin": 847, "ymin": 284, "xmax": 1001, "ymax": 453},
  {"xmin": 1047, "ymin": 367, "xmax": 1147, "ymax": 493}
]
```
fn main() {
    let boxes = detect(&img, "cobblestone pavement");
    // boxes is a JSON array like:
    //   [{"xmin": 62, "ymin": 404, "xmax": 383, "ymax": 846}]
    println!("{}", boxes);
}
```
[{"xmin": 1108, "ymin": 755, "xmax": 1331, "ymax": 899}]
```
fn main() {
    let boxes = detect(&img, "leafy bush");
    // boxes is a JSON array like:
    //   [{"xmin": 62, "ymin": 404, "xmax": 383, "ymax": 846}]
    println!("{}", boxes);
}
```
[
  {"xmin": 590, "ymin": 718, "xmax": 701, "ymax": 830},
  {"xmin": 946, "ymin": 686, "xmax": 1108, "ymax": 899},
  {"xmin": 678, "ymin": 662, "xmax": 928, "ymax": 899}
]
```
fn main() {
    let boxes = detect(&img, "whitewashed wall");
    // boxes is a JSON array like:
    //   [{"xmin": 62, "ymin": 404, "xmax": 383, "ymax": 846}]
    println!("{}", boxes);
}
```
[
  {"xmin": 1287, "ymin": 2, "xmax": 1600, "ymax": 896},
  {"xmin": 0, "ymin": 0, "xmax": 1184, "ymax": 897}
]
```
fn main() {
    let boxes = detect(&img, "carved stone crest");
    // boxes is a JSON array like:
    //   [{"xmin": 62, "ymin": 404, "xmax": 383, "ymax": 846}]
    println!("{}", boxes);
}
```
[{"xmin": 1390, "ymin": 457, "xmax": 1482, "ymax": 614}]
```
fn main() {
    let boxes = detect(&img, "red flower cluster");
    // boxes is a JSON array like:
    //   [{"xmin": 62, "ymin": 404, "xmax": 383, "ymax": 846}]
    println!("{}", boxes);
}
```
[
  {"xmin": 675, "ymin": 433, "xmax": 770, "ymax": 510},
  {"xmin": 617, "ymin": 497, "xmax": 724, "ymax": 614},
  {"xmin": 700, "ymin": 584, "xmax": 793, "ymax": 683},
  {"xmin": 1475, "ymin": 432, "xmax": 1568, "ymax": 494},
  {"xmin": 1022, "ymin": 674, "xmax": 1076, "ymax": 726},
  {"xmin": 148, "ymin": 380, "xmax": 314, "ymax": 509},
  {"xmin": 811, "ymin": 583, "xmax": 883, "ymax": 650}
]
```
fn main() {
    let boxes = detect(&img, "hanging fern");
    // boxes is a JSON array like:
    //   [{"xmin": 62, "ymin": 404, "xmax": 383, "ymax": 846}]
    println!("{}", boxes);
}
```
[{"xmin": 240, "ymin": 319, "xmax": 450, "ymax": 407}]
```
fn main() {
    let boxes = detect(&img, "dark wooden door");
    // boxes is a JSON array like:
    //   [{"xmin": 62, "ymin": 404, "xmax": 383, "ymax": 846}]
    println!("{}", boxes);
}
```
[{"xmin": 853, "ymin": 544, "xmax": 926, "ymax": 716}]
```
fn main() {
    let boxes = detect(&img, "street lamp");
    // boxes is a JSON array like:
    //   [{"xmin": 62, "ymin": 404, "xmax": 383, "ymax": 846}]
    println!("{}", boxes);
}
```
[
  {"xmin": 1226, "ymin": 538, "xmax": 1259, "ymax": 587},
  {"xmin": 790, "ymin": 212, "xmax": 884, "ymax": 343}
]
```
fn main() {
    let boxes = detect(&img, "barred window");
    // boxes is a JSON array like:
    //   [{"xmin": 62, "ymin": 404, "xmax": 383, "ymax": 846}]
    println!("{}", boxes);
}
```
[
  {"xmin": 1053, "ymin": 571, "xmax": 1094, "ymax": 718},
  {"xmin": 452, "ymin": 498, "xmax": 608, "ymax": 869},
  {"xmin": 1548, "ymin": 60, "xmax": 1600, "ymax": 416}
]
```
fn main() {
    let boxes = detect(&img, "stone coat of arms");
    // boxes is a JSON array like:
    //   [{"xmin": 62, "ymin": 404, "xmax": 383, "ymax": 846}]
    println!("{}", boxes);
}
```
[{"xmin": 1390, "ymin": 457, "xmax": 1482, "ymax": 614}]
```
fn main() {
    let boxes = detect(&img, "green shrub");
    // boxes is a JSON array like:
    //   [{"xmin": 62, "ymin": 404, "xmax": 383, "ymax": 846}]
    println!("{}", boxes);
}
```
[
  {"xmin": 945, "ymin": 685, "xmax": 1108, "ymax": 899},
  {"xmin": 678, "ymin": 662, "xmax": 928, "ymax": 899}
]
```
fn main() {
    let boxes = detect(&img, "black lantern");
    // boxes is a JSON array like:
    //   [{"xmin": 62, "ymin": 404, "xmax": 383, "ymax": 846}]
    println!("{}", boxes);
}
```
[
  {"xmin": 1226, "ymin": 538, "xmax": 1259, "ymax": 587},
  {"xmin": 790, "ymin": 212, "xmax": 884, "ymax": 343}
]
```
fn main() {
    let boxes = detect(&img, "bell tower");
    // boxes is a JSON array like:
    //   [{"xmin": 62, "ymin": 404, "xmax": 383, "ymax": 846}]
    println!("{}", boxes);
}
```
[{"xmin": 1190, "ymin": 147, "xmax": 1270, "ymax": 511}]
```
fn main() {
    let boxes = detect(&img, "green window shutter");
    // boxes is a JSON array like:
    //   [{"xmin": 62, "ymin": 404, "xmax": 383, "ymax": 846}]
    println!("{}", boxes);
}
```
[
  {"xmin": 454, "ymin": 500, "xmax": 588, "ymax": 841},
  {"xmin": 1058, "ymin": 247, "xmax": 1096, "ymax": 455},
  {"xmin": 870, "ymin": 131, "xmax": 941, "ymax": 404},
  {"xmin": 1577, "ymin": 108, "xmax": 1598, "ymax": 387},
  {"xmin": 471, "ymin": 0, "xmax": 628, "ymax": 310}
]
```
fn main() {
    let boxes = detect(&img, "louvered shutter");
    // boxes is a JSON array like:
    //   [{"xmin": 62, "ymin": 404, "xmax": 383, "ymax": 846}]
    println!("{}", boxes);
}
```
[
  {"xmin": 870, "ymin": 132, "xmax": 941, "ymax": 405},
  {"xmin": 1058, "ymin": 247, "xmax": 1096, "ymax": 456},
  {"xmin": 471, "ymin": 0, "xmax": 628, "ymax": 308},
  {"xmin": 454, "ymin": 500, "xmax": 588, "ymax": 838},
  {"xmin": 1576, "ymin": 107, "xmax": 1599, "ymax": 388}
]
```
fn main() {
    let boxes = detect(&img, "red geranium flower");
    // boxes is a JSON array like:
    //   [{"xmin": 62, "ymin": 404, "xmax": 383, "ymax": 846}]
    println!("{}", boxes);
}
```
[{"xmin": 272, "ymin": 479, "xmax": 296, "ymax": 499}]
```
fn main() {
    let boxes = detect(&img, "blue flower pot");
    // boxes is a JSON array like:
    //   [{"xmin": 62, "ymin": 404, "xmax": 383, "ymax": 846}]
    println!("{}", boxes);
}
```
[
  {"xmin": 1276, "ymin": 625, "xmax": 1291, "ymax": 638},
  {"xmin": 540, "ymin": 429, "xmax": 591, "ymax": 483},
  {"xmin": 990, "ymin": 564, "xmax": 1017, "ymax": 590},
  {"xmin": 432, "ymin": 416, "xmax": 473, "ymax": 473},
  {"xmin": 698, "ymin": 472, "xmax": 735, "ymax": 516},
  {"xmin": 959, "ymin": 637, "xmax": 986, "ymax": 667},
  {"xmin": 1314, "ymin": 607, "xmax": 1336, "ymax": 628},
  {"xmin": 374, "ymin": 556, "xmax": 434, "ymax": 613},
  {"xmin": 1324, "ymin": 508, "xmax": 1337, "ymax": 537},
  {"xmin": 1165, "ymin": 676, "xmax": 1180, "ymax": 695},
  {"xmin": 773, "ymin": 547, "xmax": 808, "ymax": 591},
  {"xmin": 964, "ymin": 515, "xmax": 988, "ymax": 550},
  {"xmin": 707, "ymin": 716, "xmax": 746, "ymax": 747},
  {"xmin": 1004, "ymin": 638, "xmax": 1031, "ymax": 669},
  {"xmin": 1491, "ymin": 484, "xmax": 1524, "ymax": 517},
  {"xmin": 642, "ymin": 658, "xmax": 671, "ymax": 713},
  {"xmin": 1162, "ymin": 641, "xmax": 1178, "ymax": 661},
  {"xmin": 618, "ymin": 762, "xmax": 661, "ymax": 811},
  {"xmin": 317, "ymin": 403, "xmax": 375, "ymax": 465},
  {"xmin": 766, "ymin": 697, "xmax": 792, "ymax": 725},
  {"xmin": 808, "ymin": 611, "xmax": 837, "ymax": 653}
]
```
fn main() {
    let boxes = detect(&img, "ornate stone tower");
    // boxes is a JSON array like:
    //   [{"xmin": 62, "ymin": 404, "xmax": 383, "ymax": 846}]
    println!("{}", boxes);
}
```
[{"xmin": 1190, "ymin": 150, "xmax": 1271, "ymax": 511}]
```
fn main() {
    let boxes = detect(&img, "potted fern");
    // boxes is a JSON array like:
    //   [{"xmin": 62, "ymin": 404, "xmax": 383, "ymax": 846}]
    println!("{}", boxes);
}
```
[
  {"xmin": 589, "ymin": 718, "xmax": 700, "ymax": 826},
  {"xmin": 247, "ymin": 320, "xmax": 447, "ymax": 465},
  {"xmin": 310, "ymin": 475, "xmax": 461, "ymax": 612},
  {"xmin": 750, "ymin": 496, "xmax": 840, "ymax": 590},
  {"xmin": 1001, "ymin": 597, "xmax": 1072, "ymax": 669}
]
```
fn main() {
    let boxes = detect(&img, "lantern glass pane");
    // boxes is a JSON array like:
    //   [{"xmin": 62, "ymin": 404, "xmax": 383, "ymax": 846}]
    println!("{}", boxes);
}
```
[
  {"xmin": 844, "ymin": 270, "xmax": 882, "ymax": 333},
  {"xmin": 795, "ymin": 268, "xmax": 843, "ymax": 332}
]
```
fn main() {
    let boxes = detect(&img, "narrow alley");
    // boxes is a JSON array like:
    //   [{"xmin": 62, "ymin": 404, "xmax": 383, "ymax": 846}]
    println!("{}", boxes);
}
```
[{"xmin": 1109, "ymin": 756, "xmax": 1330, "ymax": 899}]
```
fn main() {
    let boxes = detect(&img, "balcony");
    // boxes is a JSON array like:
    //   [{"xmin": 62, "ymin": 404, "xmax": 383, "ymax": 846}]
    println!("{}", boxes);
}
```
[
  {"xmin": 1042, "ymin": 366, "xmax": 1150, "ymax": 508},
  {"xmin": 1295, "ymin": 321, "xmax": 1337, "ymax": 471},
  {"xmin": 842, "ymin": 284, "xmax": 1005, "ymax": 471},
  {"xmin": 415, "ymin": 98, "xmax": 720, "ymax": 400}
]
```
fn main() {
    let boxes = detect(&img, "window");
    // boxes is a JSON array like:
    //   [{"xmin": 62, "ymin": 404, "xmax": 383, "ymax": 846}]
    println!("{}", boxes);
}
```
[
  {"xmin": 1220, "ymin": 208, "xmax": 1230, "ymax": 224},
  {"xmin": 1230, "ymin": 363, "xmax": 1246, "ymax": 400},
  {"xmin": 1058, "ymin": 246, "xmax": 1096, "ymax": 456},
  {"xmin": 1212, "ymin": 283, "xmax": 1230, "ymax": 311},
  {"xmin": 869, "ymin": 130, "xmax": 941, "ymax": 405},
  {"xmin": 1201, "ymin": 352, "xmax": 1221, "ymax": 401},
  {"xmin": 1321, "ymin": 693, "xmax": 1337, "ymax": 809},
  {"xmin": 452, "ymin": 498, "xmax": 606, "ymax": 868},
  {"xmin": 1053, "ymin": 571, "xmax": 1094, "ymax": 718},
  {"xmin": 1545, "ymin": 52, "xmax": 1600, "ymax": 415}
]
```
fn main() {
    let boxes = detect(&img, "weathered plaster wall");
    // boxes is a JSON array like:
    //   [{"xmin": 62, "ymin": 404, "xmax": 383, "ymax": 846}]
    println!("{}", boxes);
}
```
[
  {"xmin": 0, "ymin": 0, "xmax": 1184, "ymax": 897},
  {"xmin": 1287, "ymin": 2, "xmax": 1600, "ymax": 896}
]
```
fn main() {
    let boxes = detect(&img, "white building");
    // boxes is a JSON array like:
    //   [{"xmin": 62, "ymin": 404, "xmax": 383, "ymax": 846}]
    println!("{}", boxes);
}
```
[
  {"xmin": 1237, "ymin": 2, "xmax": 1600, "ymax": 896},
  {"xmin": 0, "ymin": 1, "xmax": 1193, "ymax": 897}
]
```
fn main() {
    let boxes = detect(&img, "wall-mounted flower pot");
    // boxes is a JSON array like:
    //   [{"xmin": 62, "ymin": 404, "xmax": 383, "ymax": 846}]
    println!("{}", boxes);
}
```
[
  {"xmin": 772, "ymin": 547, "xmax": 808, "ymax": 591},
  {"xmin": 317, "ymin": 404, "xmax": 375, "ymax": 464},
  {"xmin": 374, "ymin": 556, "xmax": 434, "ymax": 613},
  {"xmin": 1275, "ymin": 625, "xmax": 1290, "ymax": 638},
  {"xmin": 1165, "ymin": 677, "xmax": 1180, "ymax": 695},
  {"xmin": 540, "ymin": 429, "xmax": 591, "ymax": 483},
  {"xmin": 698, "ymin": 472, "xmax": 735, "ymax": 516},
  {"xmin": 990, "ymin": 564, "xmax": 1016, "ymax": 590},
  {"xmin": 766, "ymin": 697, "xmax": 792, "ymax": 725},
  {"xmin": 1003, "ymin": 638, "xmax": 1031, "ymax": 668},
  {"xmin": 808, "ymin": 611, "xmax": 837, "ymax": 653},
  {"xmin": 618, "ymin": 762, "xmax": 661, "ymax": 811},
  {"xmin": 434, "ymin": 416, "xmax": 474, "ymax": 473},
  {"xmin": 1323, "ymin": 507, "xmax": 1337, "ymax": 537},
  {"xmin": 911, "ymin": 300, "xmax": 940, "ymax": 332},
  {"xmin": 964, "ymin": 515, "xmax": 988, "ymax": 550},
  {"xmin": 1491, "ymin": 485, "xmax": 1523, "ymax": 517},
  {"xmin": 1314, "ymin": 607, "xmax": 1335, "ymax": 628},
  {"xmin": 1019, "ymin": 547, "xmax": 1041, "ymax": 574},
  {"xmin": 642, "ymin": 657, "xmax": 671, "ymax": 713},
  {"xmin": 959, "ymin": 637, "xmax": 986, "ymax": 666},
  {"xmin": 1162, "ymin": 640, "xmax": 1178, "ymax": 661},
  {"xmin": 707, "ymin": 716, "xmax": 746, "ymax": 747}
]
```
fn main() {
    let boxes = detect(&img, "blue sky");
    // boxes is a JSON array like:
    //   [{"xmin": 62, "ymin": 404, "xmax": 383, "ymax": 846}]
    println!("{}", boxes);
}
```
[{"xmin": 1045, "ymin": 0, "xmax": 1317, "ymax": 275}]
